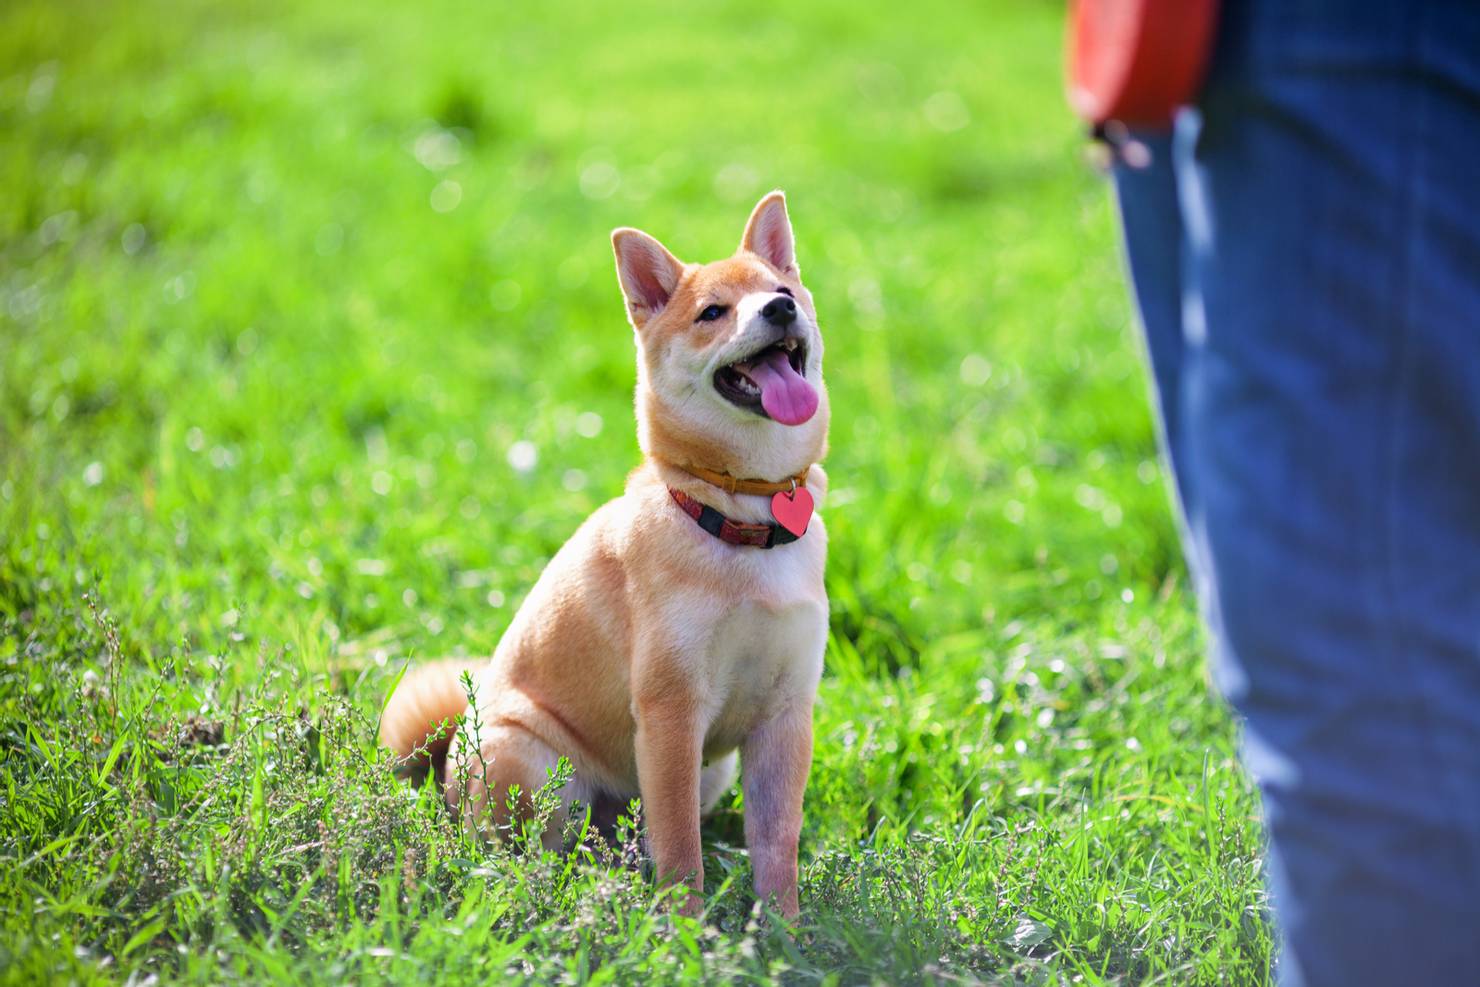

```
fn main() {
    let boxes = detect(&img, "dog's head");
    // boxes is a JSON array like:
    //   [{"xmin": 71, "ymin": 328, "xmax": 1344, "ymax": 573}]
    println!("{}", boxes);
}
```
[{"xmin": 611, "ymin": 191, "xmax": 828, "ymax": 479}]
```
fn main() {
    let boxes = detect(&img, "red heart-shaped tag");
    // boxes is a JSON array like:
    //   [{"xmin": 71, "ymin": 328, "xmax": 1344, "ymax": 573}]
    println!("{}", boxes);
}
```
[{"xmin": 770, "ymin": 487, "xmax": 814, "ymax": 537}]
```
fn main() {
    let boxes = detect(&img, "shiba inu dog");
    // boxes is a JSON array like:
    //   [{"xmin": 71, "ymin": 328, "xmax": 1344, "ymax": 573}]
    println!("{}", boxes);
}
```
[{"xmin": 380, "ymin": 191, "xmax": 829, "ymax": 919}]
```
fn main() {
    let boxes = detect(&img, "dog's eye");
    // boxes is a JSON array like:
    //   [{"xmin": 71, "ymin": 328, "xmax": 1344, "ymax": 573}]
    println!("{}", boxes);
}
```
[
  {"xmin": 775, "ymin": 286, "xmax": 793, "ymax": 297},
  {"xmin": 696, "ymin": 304, "xmax": 727, "ymax": 322}
]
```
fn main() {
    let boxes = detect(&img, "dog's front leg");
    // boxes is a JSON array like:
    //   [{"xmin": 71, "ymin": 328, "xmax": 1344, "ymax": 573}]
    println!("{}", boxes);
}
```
[
  {"xmin": 634, "ymin": 699, "xmax": 705, "ymax": 915},
  {"xmin": 742, "ymin": 701, "xmax": 813, "ymax": 920}
]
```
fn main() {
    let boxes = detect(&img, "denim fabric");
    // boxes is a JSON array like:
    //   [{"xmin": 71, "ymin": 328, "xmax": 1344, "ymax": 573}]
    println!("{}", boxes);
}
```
[{"xmin": 1111, "ymin": 3, "xmax": 1480, "ymax": 984}]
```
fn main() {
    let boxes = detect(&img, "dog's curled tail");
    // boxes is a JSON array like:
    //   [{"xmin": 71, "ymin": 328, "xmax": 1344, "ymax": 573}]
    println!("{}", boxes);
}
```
[{"xmin": 379, "ymin": 658, "xmax": 485, "ymax": 783}]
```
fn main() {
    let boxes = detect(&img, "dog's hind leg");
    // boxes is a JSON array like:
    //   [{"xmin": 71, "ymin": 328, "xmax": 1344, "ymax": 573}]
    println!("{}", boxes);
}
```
[
  {"xmin": 444, "ymin": 720, "xmax": 586, "ymax": 851},
  {"xmin": 699, "ymin": 751, "xmax": 738, "ymax": 816}
]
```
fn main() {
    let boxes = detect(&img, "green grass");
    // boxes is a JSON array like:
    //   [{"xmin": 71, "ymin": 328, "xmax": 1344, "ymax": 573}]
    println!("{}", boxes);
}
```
[{"xmin": 0, "ymin": 0, "xmax": 1272, "ymax": 982}]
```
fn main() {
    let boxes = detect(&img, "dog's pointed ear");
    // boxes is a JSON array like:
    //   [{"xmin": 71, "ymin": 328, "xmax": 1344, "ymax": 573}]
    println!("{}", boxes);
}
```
[
  {"xmin": 740, "ymin": 190, "xmax": 796, "ymax": 275},
  {"xmin": 612, "ymin": 228, "xmax": 685, "ymax": 329}
]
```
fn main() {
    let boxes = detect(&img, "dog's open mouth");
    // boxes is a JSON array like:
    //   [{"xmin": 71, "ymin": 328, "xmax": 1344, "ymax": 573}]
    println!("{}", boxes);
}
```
[{"xmin": 713, "ymin": 335, "xmax": 818, "ymax": 426}]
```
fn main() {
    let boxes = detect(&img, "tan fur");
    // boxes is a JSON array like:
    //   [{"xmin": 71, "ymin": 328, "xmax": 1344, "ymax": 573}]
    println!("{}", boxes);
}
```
[
  {"xmin": 380, "ymin": 191, "xmax": 828, "ymax": 919},
  {"xmin": 378, "ymin": 657, "xmax": 485, "ymax": 782}
]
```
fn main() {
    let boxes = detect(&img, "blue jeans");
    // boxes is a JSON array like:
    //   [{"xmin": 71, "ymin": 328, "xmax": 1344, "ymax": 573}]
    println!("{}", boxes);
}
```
[{"xmin": 1112, "ymin": 3, "xmax": 1480, "ymax": 984}]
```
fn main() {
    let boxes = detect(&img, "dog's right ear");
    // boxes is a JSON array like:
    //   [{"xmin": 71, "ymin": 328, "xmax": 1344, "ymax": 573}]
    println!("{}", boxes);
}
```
[{"xmin": 612, "ymin": 228, "xmax": 685, "ymax": 330}]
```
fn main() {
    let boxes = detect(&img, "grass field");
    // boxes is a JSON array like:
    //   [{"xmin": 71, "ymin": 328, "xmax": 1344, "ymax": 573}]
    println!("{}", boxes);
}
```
[{"xmin": 0, "ymin": 0, "xmax": 1272, "ymax": 982}]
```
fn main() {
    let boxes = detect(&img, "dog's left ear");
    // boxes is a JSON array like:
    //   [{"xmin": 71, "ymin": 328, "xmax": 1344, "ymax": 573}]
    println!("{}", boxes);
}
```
[{"xmin": 740, "ymin": 190, "xmax": 797, "ymax": 275}]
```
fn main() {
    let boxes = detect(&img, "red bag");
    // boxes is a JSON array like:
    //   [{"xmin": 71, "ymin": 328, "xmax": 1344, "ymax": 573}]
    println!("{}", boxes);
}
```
[{"xmin": 1066, "ymin": 0, "xmax": 1220, "ymax": 129}]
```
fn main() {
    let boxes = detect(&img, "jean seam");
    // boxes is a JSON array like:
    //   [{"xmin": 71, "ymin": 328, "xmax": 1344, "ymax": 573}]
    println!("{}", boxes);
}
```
[{"xmin": 1377, "ymin": 2, "xmax": 1480, "ymax": 893}]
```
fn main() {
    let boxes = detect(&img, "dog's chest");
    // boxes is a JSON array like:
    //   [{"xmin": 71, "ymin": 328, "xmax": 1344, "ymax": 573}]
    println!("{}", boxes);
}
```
[{"xmin": 697, "ymin": 593, "xmax": 826, "ymax": 756}]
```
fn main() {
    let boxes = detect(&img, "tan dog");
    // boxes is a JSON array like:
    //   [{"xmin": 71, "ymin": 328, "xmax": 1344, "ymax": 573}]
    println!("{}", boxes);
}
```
[{"xmin": 380, "ymin": 191, "xmax": 829, "ymax": 919}]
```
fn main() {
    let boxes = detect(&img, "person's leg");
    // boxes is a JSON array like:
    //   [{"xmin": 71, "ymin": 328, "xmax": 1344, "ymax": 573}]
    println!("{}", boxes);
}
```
[
  {"xmin": 1171, "ymin": 3, "xmax": 1480, "ymax": 983},
  {"xmin": 1111, "ymin": 134, "xmax": 1200, "ymax": 538}
]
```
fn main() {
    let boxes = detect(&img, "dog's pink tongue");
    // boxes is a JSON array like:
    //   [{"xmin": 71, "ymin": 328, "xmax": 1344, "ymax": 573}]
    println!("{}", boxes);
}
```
[{"xmin": 745, "ymin": 349, "xmax": 818, "ymax": 426}]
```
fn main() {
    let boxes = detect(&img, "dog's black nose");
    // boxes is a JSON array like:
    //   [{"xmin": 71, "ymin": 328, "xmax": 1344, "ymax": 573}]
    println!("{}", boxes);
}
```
[{"xmin": 761, "ymin": 295, "xmax": 796, "ymax": 326}]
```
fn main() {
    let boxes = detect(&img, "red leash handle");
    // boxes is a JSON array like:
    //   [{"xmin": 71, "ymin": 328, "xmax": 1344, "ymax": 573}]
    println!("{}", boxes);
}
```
[{"xmin": 1066, "ymin": 0, "xmax": 1220, "ymax": 129}]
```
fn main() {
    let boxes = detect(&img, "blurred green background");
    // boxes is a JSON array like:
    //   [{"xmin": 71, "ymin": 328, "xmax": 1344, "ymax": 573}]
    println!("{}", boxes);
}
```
[{"xmin": 0, "ymin": 0, "xmax": 1270, "ymax": 983}]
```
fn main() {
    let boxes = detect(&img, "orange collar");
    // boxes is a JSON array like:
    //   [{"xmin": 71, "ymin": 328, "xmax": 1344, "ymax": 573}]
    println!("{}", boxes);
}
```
[{"xmin": 672, "ymin": 462, "xmax": 809, "ymax": 496}]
